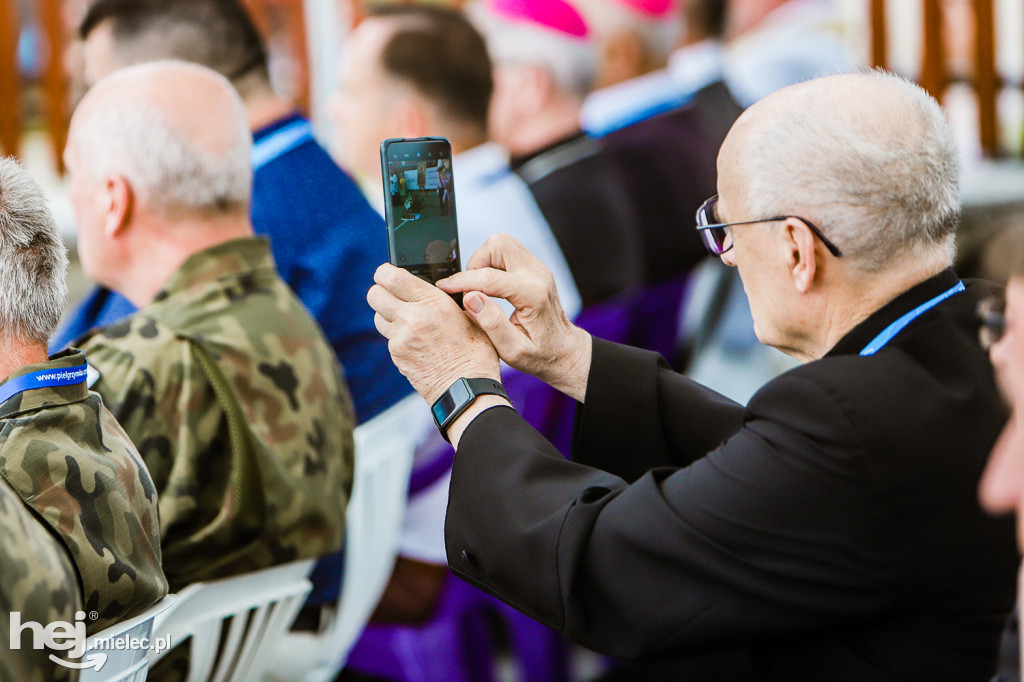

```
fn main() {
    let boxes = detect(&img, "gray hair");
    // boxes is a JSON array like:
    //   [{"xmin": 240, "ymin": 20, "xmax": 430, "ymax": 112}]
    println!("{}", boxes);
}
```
[
  {"xmin": 484, "ymin": 20, "xmax": 598, "ymax": 99},
  {"xmin": 740, "ymin": 70, "xmax": 960, "ymax": 272},
  {"xmin": 0, "ymin": 157, "xmax": 68, "ymax": 345},
  {"xmin": 71, "ymin": 62, "xmax": 252, "ymax": 217},
  {"xmin": 577, "ymin": 0, "xmax": 681, "ymax": 65}
]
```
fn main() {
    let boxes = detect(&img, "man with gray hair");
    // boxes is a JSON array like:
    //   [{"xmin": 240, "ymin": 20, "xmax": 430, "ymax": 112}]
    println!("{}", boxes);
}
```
[
  {"xmin": 64, "ymin": 0, "xmax": 408, "ymax": 429},
  {"xmin": 65, "ymin": 61, "xmax": 354, "ymax": 604},
  {"xmin": 479, "ymin": 0, "xmax": 642, "ymax": 306},
  {"xmin": 0, "ymin": 157, "xmax": 167, "ymax": 678},
  {"xmin": 369, "ymin": 71, "xmax": 1018, "ymax": 679}
]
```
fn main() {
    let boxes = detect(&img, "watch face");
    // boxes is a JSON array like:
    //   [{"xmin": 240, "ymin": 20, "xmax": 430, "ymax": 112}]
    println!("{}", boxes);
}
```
[{"xmin": 432, "ymin": 379, "xmax": 471, "ymax": 425}]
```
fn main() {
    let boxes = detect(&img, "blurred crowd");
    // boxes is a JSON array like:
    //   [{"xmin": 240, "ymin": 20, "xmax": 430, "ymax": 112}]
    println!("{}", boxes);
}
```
[{"xmin": 5, "ymin": 1, "xmax": 1024, "ymax": 682}]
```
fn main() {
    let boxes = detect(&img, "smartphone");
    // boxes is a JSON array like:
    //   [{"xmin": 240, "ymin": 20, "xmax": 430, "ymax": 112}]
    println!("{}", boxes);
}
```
[{"xmin": 380, "ymin": 137, "xmax": 462, "ymax": 304}]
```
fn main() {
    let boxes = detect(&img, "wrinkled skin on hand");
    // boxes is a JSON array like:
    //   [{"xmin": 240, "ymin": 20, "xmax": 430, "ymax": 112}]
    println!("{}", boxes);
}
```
[
  {"xmin": 368, "ymin": 263, "xmax": 501, "ymax": 405},
  {"xmin": 436, "ymin": 234, "xmax": 592, "ymax": 401}
]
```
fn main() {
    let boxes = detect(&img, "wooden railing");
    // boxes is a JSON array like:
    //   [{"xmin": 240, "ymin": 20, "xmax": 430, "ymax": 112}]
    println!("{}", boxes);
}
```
[
  {"xmin": 0, "ymin": 0, "xmax": 20, "ymax": 161},
  {"xmin": 870, "ymin": 0, "xmax": 1006, "ymax": 157},
  {"xmin": 0, "ymin": 0, "xmax": 320, "ymax": 173}
]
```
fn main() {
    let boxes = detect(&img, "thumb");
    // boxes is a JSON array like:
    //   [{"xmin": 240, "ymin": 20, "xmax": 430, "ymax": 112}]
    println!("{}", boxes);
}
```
[{"xmin": 464, "ymin": 291, "xmax": 525, "ymax": 361}]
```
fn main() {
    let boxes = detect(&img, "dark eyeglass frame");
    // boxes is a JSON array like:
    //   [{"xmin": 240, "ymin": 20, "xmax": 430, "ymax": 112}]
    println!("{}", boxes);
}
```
[
  {"xmin": 695, "ymin": 195, "xmax": 843, "ymax": 258},
  {"xmin": 978, "ymin": 295, "xmax": 1006, "ymax": 351}
]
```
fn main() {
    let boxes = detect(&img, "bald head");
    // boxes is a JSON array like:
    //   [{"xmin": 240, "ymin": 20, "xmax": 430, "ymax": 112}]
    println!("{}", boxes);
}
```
[
  {"xmin": 722, "ymin": 71, "xmax": 960, "ymax": 272},
  {"xmin": 67, "ymin": 60, "xmax": 252, "ymax": 218}
]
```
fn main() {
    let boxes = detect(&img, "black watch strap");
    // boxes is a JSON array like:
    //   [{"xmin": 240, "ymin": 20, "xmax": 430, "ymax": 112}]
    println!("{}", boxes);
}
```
[{"xmin": 431, "ymin": 377, "xmax": 508, "ymax": 442}]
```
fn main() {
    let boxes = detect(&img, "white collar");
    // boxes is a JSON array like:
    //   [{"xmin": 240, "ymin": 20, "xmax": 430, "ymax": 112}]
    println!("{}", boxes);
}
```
[{"xmin": 453, "ymin": 143, "xmax": 511, "ymax": 186}]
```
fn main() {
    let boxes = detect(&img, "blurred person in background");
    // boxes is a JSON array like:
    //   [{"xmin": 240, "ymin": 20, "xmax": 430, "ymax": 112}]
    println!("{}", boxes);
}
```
[
  {"xmin": 65, "ymin": 61, "xmax": 354, "ymax": 678},
  {"xmin": 578, "ymin": 0, "xmax": 686, "ymax": 135},
  {"xmin": 327, "ymin": 2, "xmax": 581, "ymax": 643},
  {"xmin": 0, "ymin": 156, "xmax": 167, "ymax": 677},
  {"xmin": 979, "ymin": 237, "xmax": 1024, "ymax": 682},
  {"xmin": 667, "ymin": 0, "xmax": 738, "ymax": 143},
  {"xmin": 477, "ymin": 0, "xmax": 644, "ymax": 307},
  {"xmin": 330, "ymin": 3, "xmax": 581, "ymax": 319},
  {"xmin": 68, "ymin": 0, "xmax": 412, "ymax": 622},
  {"xmin": 723, "ymin": 0, "xmax": 855, "ymax": 106},
  {"xmin": 579, "ymin": 0, "xmax": 738, "ymax": 285}
]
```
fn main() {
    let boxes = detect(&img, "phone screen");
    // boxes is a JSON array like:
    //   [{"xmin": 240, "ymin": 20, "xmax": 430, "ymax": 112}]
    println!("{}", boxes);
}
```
[{"xmin": 381, "ymin": 138, "xmax": 461, "ymax": 285}]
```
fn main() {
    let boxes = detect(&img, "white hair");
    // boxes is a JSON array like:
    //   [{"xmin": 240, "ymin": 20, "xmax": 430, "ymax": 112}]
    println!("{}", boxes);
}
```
[
  {"xmin": 72, "ymin": 61, "xmax": 252, "ymax": 217},
  {"xmin": 0, "ymin": 157, "xmax": 68, "ymax": 344},
  {"xmin": 740, "ymin": 70, "xmax": 960, "ymax": 273},
  {"xmin": 576, "ymin": 0, "xmax": 681, "ymax": 65},
  {"xmin": 484, "ymin": 19, "xmax": 598, "ymax": 99}
]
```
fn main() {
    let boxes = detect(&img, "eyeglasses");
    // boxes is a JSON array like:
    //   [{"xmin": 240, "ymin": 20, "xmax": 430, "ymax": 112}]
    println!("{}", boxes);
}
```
[
  {"xmin": 695, "ymin": 195, "xmax": 843, "ymax": 258},
  {"xmin": 978, "ymin": 295, "xmax": 1007, "ymax": 351}
]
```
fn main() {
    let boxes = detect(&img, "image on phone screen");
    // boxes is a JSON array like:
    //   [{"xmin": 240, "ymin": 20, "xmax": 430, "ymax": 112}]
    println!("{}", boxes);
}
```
[{"xmin": 381, "ymin": 138, "xmax": 461, "ymax": 285}]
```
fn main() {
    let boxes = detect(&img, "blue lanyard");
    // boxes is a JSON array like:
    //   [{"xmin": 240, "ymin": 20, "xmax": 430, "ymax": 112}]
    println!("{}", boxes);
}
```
[
  {"xmin": 859, "ymin": 281, "xmax": 965, "ymax": 356},
  {"xmin": 251, "ymin": 119, "xmax": 315, "ymax": 171},
  {"xmin": 0, "ymin": 364, "xmax": 89, "ymax": 407}
]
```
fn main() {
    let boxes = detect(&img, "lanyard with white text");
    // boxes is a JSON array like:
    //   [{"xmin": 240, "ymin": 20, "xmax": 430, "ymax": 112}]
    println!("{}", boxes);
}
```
[
  {"xmin": 251, "ymin": 119, "xmax": 315, "ymax": 172},
  {"xmin": 859, "ymin": 281, "xmax": 966, "ymax": 356},
  {"xmin": 0, "ymin": 364, "xmax": 89, "ymax": 407}
]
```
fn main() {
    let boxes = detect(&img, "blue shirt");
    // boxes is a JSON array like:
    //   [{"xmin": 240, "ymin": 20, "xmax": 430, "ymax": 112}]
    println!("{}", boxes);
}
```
[{"xmin": 54, "ymin": 113, "xmax": 411, "ymax": 424}]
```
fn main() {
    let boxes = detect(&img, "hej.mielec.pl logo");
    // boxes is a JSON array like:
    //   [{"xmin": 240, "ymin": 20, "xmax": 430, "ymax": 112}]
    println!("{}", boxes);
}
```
[{"xmin": 10, "ymin": 610, "xmax": 172, "ymax": 671}]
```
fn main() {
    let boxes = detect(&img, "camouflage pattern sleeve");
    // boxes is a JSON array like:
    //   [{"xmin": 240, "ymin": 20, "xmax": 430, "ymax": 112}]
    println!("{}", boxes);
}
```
[
  {"xmin": 81, "ymin": 278, "xmax": 354, "ymax": 590},
  {"xmin": 0, "ymin": 349, "xmax": 168, "ymax": 635},
  {"xmin": 0, "ymin": 479, "xmax": 82, "ymax": 682}
]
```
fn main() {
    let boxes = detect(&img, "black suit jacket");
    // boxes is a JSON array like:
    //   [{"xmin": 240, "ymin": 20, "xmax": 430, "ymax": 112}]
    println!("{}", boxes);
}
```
[
  {"xmin": 511, "ymin": 132, "xmax": 645, "ymax": 307},
  {"xmin": 446, "ymin": 269, "xmax": 1019, "ymax": 681}
]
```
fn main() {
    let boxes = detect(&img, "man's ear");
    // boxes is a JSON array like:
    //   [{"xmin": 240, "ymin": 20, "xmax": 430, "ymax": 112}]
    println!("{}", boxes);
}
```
[
  {"xmin": 782, "ymin": 217, "xmax": 817, "ymax": 294},
  {"xmin": 103, "ymin": 174, "xmax": 133, "ymax": 238}
]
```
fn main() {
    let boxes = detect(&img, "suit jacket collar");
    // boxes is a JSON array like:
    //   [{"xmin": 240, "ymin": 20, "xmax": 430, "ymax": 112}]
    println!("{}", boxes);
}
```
[{"xmin": 826, "ymin": 267, "xmax": 962, "ymax": 357}]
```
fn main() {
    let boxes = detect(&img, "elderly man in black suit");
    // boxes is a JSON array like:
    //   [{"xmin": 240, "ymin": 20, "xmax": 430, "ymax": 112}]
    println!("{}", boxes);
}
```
[{"xmin": 368, "ymin": 70, "xmax": 1018, "ymax": 681}]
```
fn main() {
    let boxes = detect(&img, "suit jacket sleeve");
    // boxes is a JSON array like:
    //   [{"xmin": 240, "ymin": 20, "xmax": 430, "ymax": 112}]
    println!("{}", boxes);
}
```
[
  {"xmin": 571, "ymin": 338, "xmax": 746, "ymax": 481},
  {"xmin": 445, "ymin": 341, "xmax": 892, "ymax": 659}
]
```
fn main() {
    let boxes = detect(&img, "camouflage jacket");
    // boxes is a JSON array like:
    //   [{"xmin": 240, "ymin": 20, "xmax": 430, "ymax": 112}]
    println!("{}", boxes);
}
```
[
  {"xmin": 78, "ymin": 237, "xmax": 355, "ymax": 591},
  {"xmin": 0, "ymin": 348, "xmax": 167, "ymax": 634},
  {"xmin": 0, "ymin": 478, "xmax": 82, "ymax": 682}
]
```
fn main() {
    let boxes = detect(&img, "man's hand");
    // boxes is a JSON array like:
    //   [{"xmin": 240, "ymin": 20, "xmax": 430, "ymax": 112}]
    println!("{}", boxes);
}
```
[
  {"xmin": 368, "ymin": 264, "xmax": 501, "ymax": 406},
  {"xmin": 437, "ymin": 234, "xmax": 592, "ymax": 402}
]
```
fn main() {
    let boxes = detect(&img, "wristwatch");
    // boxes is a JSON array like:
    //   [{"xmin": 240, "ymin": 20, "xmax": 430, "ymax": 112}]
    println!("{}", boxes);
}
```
[{"xmin": 431, "ymin": 378, "xmax": 508, "ymax": 442}]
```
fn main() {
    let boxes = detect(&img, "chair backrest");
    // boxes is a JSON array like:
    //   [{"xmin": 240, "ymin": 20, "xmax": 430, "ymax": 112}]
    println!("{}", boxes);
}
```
[
  {"xmin": 80, "ymin": 595, "xmax": 177, "ymax": 682},
  {"xmin": 149, "ymin": 560, "xmax": 314, "ymax": 682},
  {"xmin": 262, "ymin": 393, "xmax": 418, "ymax": 682}
]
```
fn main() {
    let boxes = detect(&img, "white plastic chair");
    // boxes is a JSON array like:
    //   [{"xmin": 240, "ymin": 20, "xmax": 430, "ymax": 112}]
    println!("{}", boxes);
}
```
[
  {"xmin": 80, "ymin": 595, "xmax": 176, "ymax": 682},
  {"xmin": 263, "ymin": 393, "xmax": 419, "ymax": 682},
  {"xmin": 148, "ymin": 559, "xmax": 315, "ymax": 682}
]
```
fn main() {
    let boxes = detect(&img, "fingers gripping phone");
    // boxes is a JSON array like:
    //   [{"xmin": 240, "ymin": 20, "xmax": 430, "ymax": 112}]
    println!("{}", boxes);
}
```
[{"xmin": 380, "ymin": 137, "xmax": 462, "ymax": 306}]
